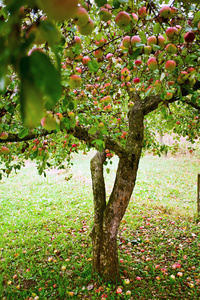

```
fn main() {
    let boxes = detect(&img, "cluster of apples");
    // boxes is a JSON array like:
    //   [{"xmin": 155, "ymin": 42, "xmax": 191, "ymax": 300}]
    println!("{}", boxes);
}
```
[
  {"xmin": 105, "ymin": 149, "xmax": 114, "ymax": 158},
  {"xmin": 73, "ymin": 6, "xmax": 94, "ymax": 36},
  {"xmin": 27, "ymin": 0, "xmax": 94, "ymax": 47}
]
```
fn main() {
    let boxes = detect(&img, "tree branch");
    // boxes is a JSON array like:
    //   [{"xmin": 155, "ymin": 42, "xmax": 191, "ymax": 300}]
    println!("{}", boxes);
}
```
[
  {"xmin": 182, "ymin": 99, "xmax": 200, "ymax": 111},
  {"xmin": 0, "ymin": 124, "xmax": 126, "ymax": 157},
  {"xmin": 144, "ymin": 80, "xmax": 200, "ymax": 115}
]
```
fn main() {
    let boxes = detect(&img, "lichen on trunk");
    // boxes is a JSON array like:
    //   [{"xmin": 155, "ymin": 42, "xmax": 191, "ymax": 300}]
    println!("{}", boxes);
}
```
[{"xmin": 90, "ymin": 99, "xmax": 145, "ymax": 282}]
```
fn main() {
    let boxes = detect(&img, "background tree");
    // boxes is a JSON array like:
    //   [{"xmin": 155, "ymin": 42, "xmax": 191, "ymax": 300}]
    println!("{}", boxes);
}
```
[{"xmin": 0, "ymin": 0, "xmax": 200, "ymax": 281}]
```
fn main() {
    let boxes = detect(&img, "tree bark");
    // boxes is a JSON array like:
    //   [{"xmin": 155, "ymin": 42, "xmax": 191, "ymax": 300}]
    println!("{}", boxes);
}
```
[{"xmin": 90, "ymin": 100, "xmax": 145, "ymax": 282}]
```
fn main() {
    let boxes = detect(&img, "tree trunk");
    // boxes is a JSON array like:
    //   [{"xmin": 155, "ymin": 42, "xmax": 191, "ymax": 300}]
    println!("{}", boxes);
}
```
[{"xmin": 90, "ymin": 102, "xmax": 145, "ymax": 282}]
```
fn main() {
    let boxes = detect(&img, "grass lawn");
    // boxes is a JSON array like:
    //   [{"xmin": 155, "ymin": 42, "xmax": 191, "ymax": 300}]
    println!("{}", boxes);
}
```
[{"xmin": 0, "ymin": 152, "xmax": 200, "ymax": 299}]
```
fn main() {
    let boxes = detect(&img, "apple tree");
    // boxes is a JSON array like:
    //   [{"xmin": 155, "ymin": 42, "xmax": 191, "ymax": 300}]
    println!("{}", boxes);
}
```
[{"xmin": 0, "ymin": 0, "xmax": 200, "ymax": 281}]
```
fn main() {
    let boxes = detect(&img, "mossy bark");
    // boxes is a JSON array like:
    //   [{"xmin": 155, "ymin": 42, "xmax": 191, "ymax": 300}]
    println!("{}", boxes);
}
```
[{"xmin": 90, "ymin": 101, "xmax": 145, "ymax": 282}]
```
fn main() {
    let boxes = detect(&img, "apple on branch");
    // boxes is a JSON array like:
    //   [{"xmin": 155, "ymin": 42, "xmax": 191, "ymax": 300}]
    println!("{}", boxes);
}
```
[
  {"xmin": 165, "ymin": 60, "xmax": 176, "ymax": 71},
  {"xmin": 37, "ymin": 0, "xmax": 79, "ymax": 22},
  {"xmin": 69, "ymin": 75, "xmax": 82, "ymax": 89},
  {"xmin": 115, "ymin": 11, "xmax": 131, "ymax": 28},
  {"xmin": 131, "ymin": 35, "xmax": 141, "ymax": 48},
  {"xmin": 99, "ymin": 4, "xmax": 112, "ymax": 22},
  {"xmin": 77, "ymin": 19, "xmax": 94, "ymax": 36},
  {"xmin": 73, "ymin": 7, "xmax": 89, "ymax": 27},
  {"xmin": 147, "ymin": 57, "xmax": 158, "ymax": 70},
  {"xmin": 138, "ymin": 7, "xmax": 147, "ymax": 19}
]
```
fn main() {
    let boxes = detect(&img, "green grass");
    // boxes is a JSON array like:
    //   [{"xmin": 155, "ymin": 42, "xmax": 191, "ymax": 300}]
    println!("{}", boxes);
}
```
[{"xmin": 0, "ymin": 153, "xmax": 200, "ymax": 299}]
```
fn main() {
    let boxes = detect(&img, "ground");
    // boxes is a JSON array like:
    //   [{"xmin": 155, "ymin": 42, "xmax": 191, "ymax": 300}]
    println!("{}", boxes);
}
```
[{"xmin": 0, "ymin": 153, "xmax": 199, "ymax": 299}]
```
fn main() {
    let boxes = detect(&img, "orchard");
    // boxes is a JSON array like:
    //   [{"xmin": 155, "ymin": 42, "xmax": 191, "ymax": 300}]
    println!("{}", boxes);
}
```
[{"xmin": 0, "ymin": 0, "xmax": 200, "ymax": 282}]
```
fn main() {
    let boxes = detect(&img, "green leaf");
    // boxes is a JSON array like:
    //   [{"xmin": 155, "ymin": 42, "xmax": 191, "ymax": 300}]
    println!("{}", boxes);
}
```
[
  {"xmin": 20, "ymin": 79, "xmax": 45, "ymax": 128},
  {"xmin": 39, "ymin": 20, "xmax": 62, "ymax": 45},
  {"xmin": 160, "ymin": 73, "xmax": 165, "ymax": 81},
  {"xmin": 139, "ymin": 31, "xmax": 147, "ymax": 44},
  {"xmin": 88, "ymin": 60, "xmax": 99, "ymax": 72},
  {"xmin": 95, "ymin": 0, "xmax": 107, "ymax": 7},
  {"xmin": 0, "ymin": 76, "xmax": 6, "ymax": 93},
  {"xmin": 88, "ymin": 126, "xmax": 98, "ymax": 135},
  {"xmin": 113, "ymin": 0, "xmax": 121, "ymax": 9},
  {"xmin": 152, "ymin": 45, "xmax": 161, "ymax": 51},
  {"xmin": 130, "ymin": 48, "xmax": 141, "ymax": 60},
  {"xmin": 153, "ymin": 23, "xmax": 161, "ymax": 35},
  {"xmin": 18, "ymin": 128, "xmax": 29, "ymax": 139},
  {"xmin": 91, "ymin": 139, "xmax": 105, "ymax": 151},
  {"xmin": 136, "ymin": 43, "xmax": 145, "ymax": 47},
  {"xmin": 28, "ymin": 52, "xmax": 62, "ymax": 110}
]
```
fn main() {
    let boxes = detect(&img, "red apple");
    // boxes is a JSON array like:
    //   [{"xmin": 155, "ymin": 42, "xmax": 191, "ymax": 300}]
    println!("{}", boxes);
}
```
[
  {"xmin": 99, "ymin": 5, "xmax": 112, "ymax": 22},
  {"xmin": 144, "ymin": 45, "xmax": 152, "ymax": 54},
  {"xmin": 166, "ymin": 27, "xmax": 178, "ymax": 39},
  {"xmin": 157, "ymin": 35, "xmax": 165, "ymax": 49},
  {"xmin": 94, "ymin": 49, "xmax": 103, "ymax": 58},
  {"xmin": 133, "ymin": 78, "xmax": 140, "ymax": 84},
  {"xmin": 165, "ymin": 92, "xmax": 173, "ymax": 100},
  {"xmin": 115, "ymin": 11, "xmax": 131, "ymax": 28},
  {"xmin": 0, "ymin": 132, "xmax": 8, "ymax": 140},
  {"xmin": 41, "ymin": 112, "xmax": 59, "ymax": 131},
  {"xmin": 82, "ymin": 56, "xmax": 91, "ymax": 65},
  {"xmin": 0, "ymin": 146, "xmax": 10, "ymax": 155},
  {"xmin": 165, "ymin": 43, "xmax": 177, "ymax": 54},
  {"xmin": 147, "ymin": 57, "xmax": 158, "ymax": 70},
  {"xmin": 138, "ymin": 7, "xmax": 147, "ymax": 19},
  {"xmin": 147, "ymin": 36, "xmax": 157, "ymax": 46},
  {"xmin": 121, "ymin": 68, "xmax": 130, "ymax": 76},
  {"xmin": 78, "ymin": 19, "xmax": 94, "ymax": 35},
  {"xmin": 106, "ymin": 53, "xmax": 113, "ymax": 59},
  {"xmin": 159, "ymin": 6, "xmax": 172, "ymax": 18},
  {"xmin": 131, "ymin": 35, "xmax": 141, "ymax": 48},
  {"xmin": 68, "ymin": 111, "xmax": 75, "ymax": 118},
  {"xmin": 184, "ymin": 31, "xmax": 195, "ymax": 43},
  {"xmin": 131, "ymin": 13, "xmax": 138, "ymax": 22},
  {"xmin": 165, "ymin": 60, "xmax": 176, "ymax": 71},
  {"xmin": 122, "ymin": 36, "xmax": 131, "ymax": 48},
  {"xmin": 180, "ymin": 71, "xmax": 189, "ymax": 80},
  {"xmin": 73, "ymin": 7, "xmax": 89, "ymax": 27},
  {"xmin": 69, "ymin": 75, "xmax": 82, "ymax": 88},
  {"xmin": 135, "ymin": 59, "xmax": 142, "ymax": 66},
  {"xmin": 95, "ymin": 38, "xmax": 106, "ymax": 47}
]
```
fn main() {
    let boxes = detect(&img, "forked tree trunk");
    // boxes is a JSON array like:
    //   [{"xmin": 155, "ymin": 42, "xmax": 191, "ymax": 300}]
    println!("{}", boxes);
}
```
[{"xmin": 90, "ymin": 103, "xmax": 144, "ymax": 282}]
